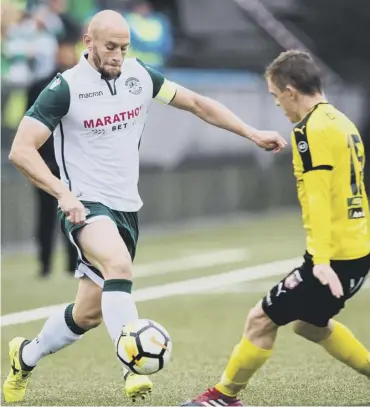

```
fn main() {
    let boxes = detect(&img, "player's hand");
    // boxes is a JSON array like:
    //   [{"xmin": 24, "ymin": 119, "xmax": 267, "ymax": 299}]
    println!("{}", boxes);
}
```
[
  {"xmin": 313, "ymin": 264, "xmax": 344, "ymax": 298},
  {"xmin": 251, "ymin": 130, "xmax": 288, "ymax": 153},
  {"xmin": 58, "ymin": 191, "xmax": 87, "ymax": 225}
]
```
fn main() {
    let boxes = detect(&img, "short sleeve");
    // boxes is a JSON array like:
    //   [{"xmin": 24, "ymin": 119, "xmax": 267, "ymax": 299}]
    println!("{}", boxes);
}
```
[
  {"xmin": 136, "ymin": 59, "xmax": 177, "ymax": 104},
  {"xmin": 25, "ymin": 73, "xmax": 70, "ymax": 132},
  {"xmin": 293, "ymin": 122, "xmax": 334, "ymax": 173}
]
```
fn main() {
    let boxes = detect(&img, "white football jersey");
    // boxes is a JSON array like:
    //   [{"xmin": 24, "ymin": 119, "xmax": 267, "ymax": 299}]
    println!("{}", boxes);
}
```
[{"xmin": 26, "ymin": 53, "xmax": 177, "ymax": 211}]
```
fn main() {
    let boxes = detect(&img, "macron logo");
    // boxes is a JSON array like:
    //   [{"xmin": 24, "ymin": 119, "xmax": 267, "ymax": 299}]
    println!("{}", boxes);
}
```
[{"xmin": 79, "ymin": 91, "xmax": 103, "ymax": 99}]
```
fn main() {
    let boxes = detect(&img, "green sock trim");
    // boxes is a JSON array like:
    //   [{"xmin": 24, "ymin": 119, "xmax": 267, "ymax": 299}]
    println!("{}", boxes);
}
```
[
  {"xmin": 103, "ymin": 279, "xmax": 133, "ymax": 293},
  {"xmin": 64, "ymin": 303, "xmax": 87, "ymax": 335}
]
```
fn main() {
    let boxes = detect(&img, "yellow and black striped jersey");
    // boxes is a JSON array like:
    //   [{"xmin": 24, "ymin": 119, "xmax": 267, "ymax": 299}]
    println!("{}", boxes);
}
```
[{"xmin": 291, "ymin": 102, "xmax": 370, "ymax": 264}]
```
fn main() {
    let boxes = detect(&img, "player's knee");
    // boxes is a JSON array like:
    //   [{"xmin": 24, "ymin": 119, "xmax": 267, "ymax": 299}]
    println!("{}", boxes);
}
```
[
  {"xmin": 101, "ymin": 256, "xmax": 133, "ymax": 280},
  {"xmin": 245, "ymin": 302, "xmax": 276, "ymax": 339},
  {"xmin": 293, "ymin": 321, "xmax": 330, "ymax": 342}
]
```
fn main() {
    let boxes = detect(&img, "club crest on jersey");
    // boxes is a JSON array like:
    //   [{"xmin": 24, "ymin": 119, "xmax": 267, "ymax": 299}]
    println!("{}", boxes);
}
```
[{"xmin": 125, "ymin": 77, "xmax": 142, "ymax": 95}]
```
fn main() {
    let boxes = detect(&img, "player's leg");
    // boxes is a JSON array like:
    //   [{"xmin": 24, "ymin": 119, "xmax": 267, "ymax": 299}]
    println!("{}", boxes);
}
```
[
  {"xmin": 293, "ymin": 320, "xmax": 370, "ymax": 376},
  {"xmin": 216, "ymin": 300, "xmax": 277, "ymax": 394},
  {"xmin": 182, "ymin": 301, "xmax": 278, "ymax": 406},
  {"xmin": 66, "ymin": 202, "xmax": 151, "ymax": 400},
  {"xmin": 2, "ymin": 277, "xmax": 102, "ymax": 403},
  {"xmin": 76, "ymin": 217, "xmax": 153, "ymax": 400},
  {"xmin": 22, "ymin": 275, "xmax": 102, "ymax": 366},
  {"xmin": 183, "ymin": 257, "xmax": 312, "ymax": 406},
  {"xmin": 292, "ymin": 254, "xmax": 370, "ymax": 377},
  {"xmin": 77, "ymin": 218, "xmax": 138, "ymax": 342}
]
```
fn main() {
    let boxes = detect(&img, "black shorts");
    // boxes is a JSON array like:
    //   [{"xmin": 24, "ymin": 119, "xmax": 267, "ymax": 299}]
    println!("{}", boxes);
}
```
[{"xmin": 262, "ymin": 252, "xmax": 370, "ymax": 327}]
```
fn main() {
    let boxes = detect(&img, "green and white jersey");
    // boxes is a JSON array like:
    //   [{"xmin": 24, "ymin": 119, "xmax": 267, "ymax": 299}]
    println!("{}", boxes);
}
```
[{"xmin": 25, "ymin": 53, "xmax": 177, "ymax": 211}]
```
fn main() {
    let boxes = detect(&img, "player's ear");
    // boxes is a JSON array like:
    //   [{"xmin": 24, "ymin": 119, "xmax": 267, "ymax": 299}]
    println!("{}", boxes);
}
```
[
  {"xmin": 83, "ymin": 34, "xmax": 93, "ymax": 52},
  {"xmin": 286, "ymin": 85, "xmax": 297, "ymax": 100}
]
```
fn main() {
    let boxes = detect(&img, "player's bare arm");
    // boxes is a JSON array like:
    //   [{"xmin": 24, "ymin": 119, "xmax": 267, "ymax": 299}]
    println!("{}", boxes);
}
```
[
  {"xmin": 9, "ymin": 118, "xmax": 86, "ymax": 224},
  {"xmin": 170, "ymin": 85, "xmax": 288, "ymax": 152}
]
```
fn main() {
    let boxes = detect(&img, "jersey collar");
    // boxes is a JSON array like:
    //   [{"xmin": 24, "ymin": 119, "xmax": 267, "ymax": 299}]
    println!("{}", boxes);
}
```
[{"xmin": 314, "ymin": 101, "xmax": 329, "ymax": 108}]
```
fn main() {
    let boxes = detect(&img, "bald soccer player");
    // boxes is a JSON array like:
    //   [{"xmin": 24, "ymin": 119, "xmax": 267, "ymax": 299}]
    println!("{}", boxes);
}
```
[{"xmin": 3, "ymin": 10, "xmax": 287, "ymax": 404}]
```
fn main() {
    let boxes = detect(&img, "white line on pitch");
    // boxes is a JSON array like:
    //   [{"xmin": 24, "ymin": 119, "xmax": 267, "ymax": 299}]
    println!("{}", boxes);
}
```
[
  {"xmin": 1, "ymin": 257, "xmax": 299, "ymax": 327},
  {"xmin": 134, "ymin": 248, "xmax": 250, "ymax": 278}
]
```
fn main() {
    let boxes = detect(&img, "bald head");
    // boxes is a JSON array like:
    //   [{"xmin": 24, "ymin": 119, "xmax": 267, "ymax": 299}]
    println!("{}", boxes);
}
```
[
  {"xmin": 84, "ymin": 10, "xmax": 130, "ymax": 79},
  {"xmin": 88, "ymin": 10, "xmax": 130, "ymax": 40}
]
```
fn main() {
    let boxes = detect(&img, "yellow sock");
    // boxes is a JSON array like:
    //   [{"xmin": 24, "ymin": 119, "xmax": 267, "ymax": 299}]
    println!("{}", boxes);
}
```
[
  {"xmin": 215, "ymin": 336, "xmax": 272, "ymax": 397},
  {"xmin": 319, "ymin": 320, "xmax": 370, "ymax": 376}
]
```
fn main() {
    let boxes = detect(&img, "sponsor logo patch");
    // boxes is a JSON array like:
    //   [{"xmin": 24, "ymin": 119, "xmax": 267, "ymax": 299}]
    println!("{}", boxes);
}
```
[
  {"xmin": 297, "ymin": 140, "xmax": 308, "ymax": 153},
  {"xmin": 348, "ymin": 207, "xmax": 365, "ymax": 219}
]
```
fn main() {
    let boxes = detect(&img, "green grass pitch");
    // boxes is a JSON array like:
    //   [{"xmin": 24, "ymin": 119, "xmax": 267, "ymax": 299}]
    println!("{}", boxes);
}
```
[{"xmin": 2, "ymin": 211, "xmax": 370, "ymax": 405}]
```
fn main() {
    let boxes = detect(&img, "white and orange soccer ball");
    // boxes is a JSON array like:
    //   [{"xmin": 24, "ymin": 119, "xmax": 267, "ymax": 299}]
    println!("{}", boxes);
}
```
[{"xmin": 116, "ymin": 319, "xmax": 172, "ymax": 375}]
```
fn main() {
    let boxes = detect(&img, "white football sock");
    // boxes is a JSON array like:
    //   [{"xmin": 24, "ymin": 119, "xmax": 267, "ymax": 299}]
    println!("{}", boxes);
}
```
[
  {"xmin": 101, "ymin": 279, "xmax": 139, "ymax": 344},
  {"xmin": 21, "ymin": 304, "xmax": 85, "ymax": 368}
]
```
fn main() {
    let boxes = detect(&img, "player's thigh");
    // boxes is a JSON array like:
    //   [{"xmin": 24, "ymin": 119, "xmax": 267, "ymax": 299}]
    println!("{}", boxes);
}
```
[
  {"xmin": 59, "ymin": 201, "xmax": 135, "ymax": 280},
  {"xmin": 76, "ymin": 217, "xmax": 133, "ymax": 279},
  {"xmin": 73, "ymin": 276, "xmax": 103, "ymax": 329}
]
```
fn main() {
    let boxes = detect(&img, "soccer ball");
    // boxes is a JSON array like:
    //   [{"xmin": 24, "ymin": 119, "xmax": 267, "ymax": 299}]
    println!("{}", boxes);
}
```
[{"xmin": 116, "ymin": 319, "xmax": 172, "ymax": 375}]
